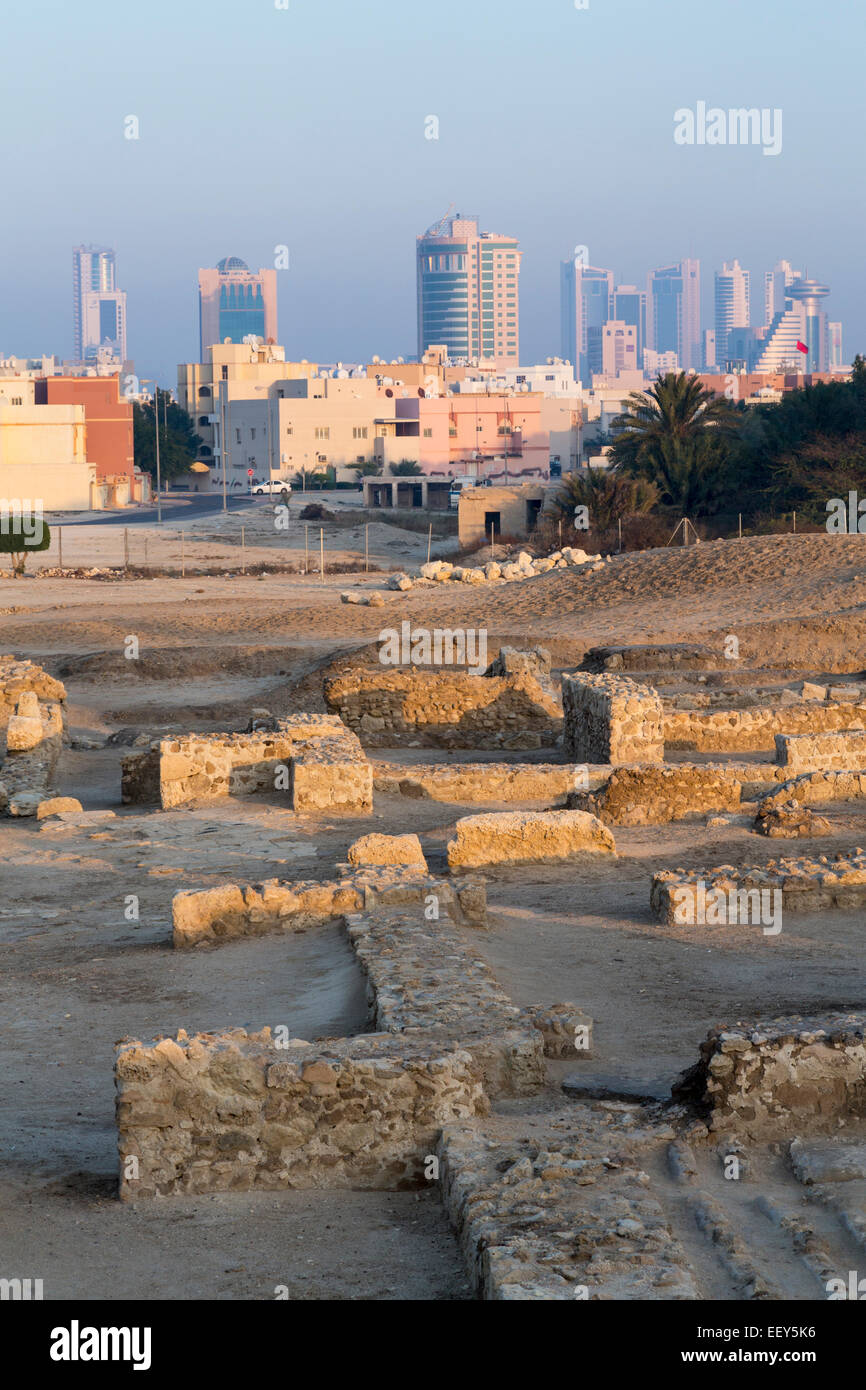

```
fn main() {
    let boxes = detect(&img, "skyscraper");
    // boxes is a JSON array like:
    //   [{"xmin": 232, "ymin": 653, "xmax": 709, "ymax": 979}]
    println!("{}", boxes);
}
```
[
  {"xmin": 829, "ymin": 322, "xmax": 843, "ymax": 370},
  {"xmin": 560, "ymin": 259, "xmax": 613, "ymax": 381},
  {"xmin": 787, "ymin": 278, "xmax": 830, "ymax": 372},
  {"xmin": 647, "ymin": 260, "xmax": 700, "ymax": 371},
  {"xmin": 763, "ymin": 259, "xmax": 801, "ymax": 326},
  {"xmin": 72, "ymin": 245, "xmax": 127, "ymax": 364},
  {"xmin": 417, "ymin": 212, "xmax": 520, "ymax": 367},
  {"xmin": 714, "ymin": 260, "xmax": 751, "ymax": 367},
  {"xmin": 611, "ymin": 285, "xmax": 647, "ymax": 362},
  {"xmin": 198, "ymin": 257, "xmax": 278, "ymax": 359}
]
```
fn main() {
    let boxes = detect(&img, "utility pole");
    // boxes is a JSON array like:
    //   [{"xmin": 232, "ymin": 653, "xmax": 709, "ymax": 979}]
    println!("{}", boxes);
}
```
[{"xmin": 154, "ymin": 387, "xmax": 162, "ymax": 525}]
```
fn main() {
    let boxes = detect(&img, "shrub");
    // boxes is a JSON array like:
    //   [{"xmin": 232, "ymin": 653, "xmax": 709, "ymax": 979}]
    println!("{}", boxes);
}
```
[{"xmin": 0, "ymin": 514, "xmax": 51, "ymax": 575}]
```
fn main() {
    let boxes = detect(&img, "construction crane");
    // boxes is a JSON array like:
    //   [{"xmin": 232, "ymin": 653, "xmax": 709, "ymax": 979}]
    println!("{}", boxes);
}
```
[{"xmin": 425, "ymin": 202, "xmax": 455, "ymax": 238}]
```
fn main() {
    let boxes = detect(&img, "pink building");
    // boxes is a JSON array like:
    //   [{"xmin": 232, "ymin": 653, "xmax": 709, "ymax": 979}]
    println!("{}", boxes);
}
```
[{"xmin": 375, "ymin": 392, "xmax": 548, "ymax": 480}]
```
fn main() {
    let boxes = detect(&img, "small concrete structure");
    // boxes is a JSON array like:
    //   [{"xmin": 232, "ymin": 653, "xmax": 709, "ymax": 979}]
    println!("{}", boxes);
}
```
[
  {"xmin": 362, "ymin": 477, "xmax": 451, "ymax": 510},
  {"xmin": 457, "ymin": 483, "xmax": 550, "ymax": 547}
]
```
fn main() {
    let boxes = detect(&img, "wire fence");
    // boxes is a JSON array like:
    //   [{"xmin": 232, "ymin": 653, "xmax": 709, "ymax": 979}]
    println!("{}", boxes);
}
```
[{"xmin": 5, "ymin": 522, "xmax": 388, "ymax": 579}]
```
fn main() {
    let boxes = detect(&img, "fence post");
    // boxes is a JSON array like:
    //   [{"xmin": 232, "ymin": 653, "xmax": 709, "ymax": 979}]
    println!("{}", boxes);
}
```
[
  {"xmin": 618, "ymin": 517, "xmax": 623, "ymax": 552},
  {"xmin": 304, "ymin": 524, "xmax": 309, "ymax": 575},
  {"xmin": 320, "ymin": 526, "xmax": 324, "ymax": 580},
  {"xmin": 427, "ymin": 523, "xmax": 433, "ymax": 564},
  {"xmin": 58, "ymin": 525, "xmax": 63, "ymax": 570},
  {"xmin": 738, "ymin": 513, "xmax": 742, "ymax": 540},
  {"xmin": 181, "ymin": 529, "xmax": 185, "ymax": 578},
  {"xmin": 365, "ymin": 523, "xmax": 369, "ymax": 574},
  {"xmin": 793, "ymin": 510, "xmax": 797, "ymax": 534},
  {"xmin": 241, "ymin": 525, "xmax": 245, "ymax": 574},
  {"xmin": 123, "ymin": 527, "xmax": 129, "ymax": 571}
]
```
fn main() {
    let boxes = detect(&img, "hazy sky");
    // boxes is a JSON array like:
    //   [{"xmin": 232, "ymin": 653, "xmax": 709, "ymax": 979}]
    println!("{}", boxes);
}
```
[{"xmin": 3, "ymin": 0, "xmax": 863, "ymax": 384}]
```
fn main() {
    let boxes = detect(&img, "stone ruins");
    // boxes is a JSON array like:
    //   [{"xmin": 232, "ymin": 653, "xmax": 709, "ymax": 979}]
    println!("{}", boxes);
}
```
[{"xmin": 11, "ymin": 617, "xmax": 866, "ymax": 1301}]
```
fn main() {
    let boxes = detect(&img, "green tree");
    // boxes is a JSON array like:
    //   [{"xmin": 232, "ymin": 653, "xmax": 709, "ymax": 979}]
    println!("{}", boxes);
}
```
[
  {"xmin": 610, "ymin": 372, "xmax": 740, "ymax": 512},
  {"xmin": 134, "ymin": 389, "xmax": 203, "ymax": 482},
  {"xmin": 389, "ymin": 460, "xmax": 423, "ymax": 476},
  {"xmin": 551, "ymin": 465, "xmax": 657, "ymax": 531},
  {"xmin": 0, "ymin": 515, "xmax": 51, "ymax": 575}
]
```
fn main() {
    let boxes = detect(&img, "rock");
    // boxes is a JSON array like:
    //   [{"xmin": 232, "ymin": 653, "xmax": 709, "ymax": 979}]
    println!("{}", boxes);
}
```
[
  {"xmin": 483, "ymin": 562, "xmax": 502, "ymax": 580},
  {"xmin": 36, "ymin": 797, "xmax": 83, "ymax": 820},
  {"xmin": 516, "ymin": 551, "xmax": 534, "ymax": 569},
  {"xmin": 8, "ymin": 792, "xmax": 43, "ymax": 817},
  {"xmin": 447, "ymin": 809, "xmax": 616, "ymax": 870},
  {"xmin": 16, "ymin": 691, "xmax": 39, "ymax": 718},
  {"xmin": 6, "ymin": 714, "xmax": 44, "ymax": 751},
  {"xmin": 346, "ymin": 832, "xmax": 427, "ymax": 869},
  {"xmin": 801, "ymin": 682, "xmax": 827, "ymax": 702},
  {"xmin": 387, "ymin": 573, "xmax": 413, "ymax": 591},
  {"xmin": 341, "ymin": 591, "xmax": 363, "ymax": 604}
]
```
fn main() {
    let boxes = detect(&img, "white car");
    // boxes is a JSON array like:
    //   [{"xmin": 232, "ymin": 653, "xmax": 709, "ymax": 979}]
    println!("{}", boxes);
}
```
[{"xmin": 253, "ymin": 480, "xmax": 292, "ymax": 495}]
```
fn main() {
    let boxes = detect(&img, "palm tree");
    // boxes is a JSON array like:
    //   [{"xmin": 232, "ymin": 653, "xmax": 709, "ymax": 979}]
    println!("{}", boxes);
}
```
[
  {"xmin": 610, "ymin": 372, "xmax": 739, "ymax": 512},
  {"xmin": 551, "ymin": 465, "xmax": 657, "ymax": 532}
]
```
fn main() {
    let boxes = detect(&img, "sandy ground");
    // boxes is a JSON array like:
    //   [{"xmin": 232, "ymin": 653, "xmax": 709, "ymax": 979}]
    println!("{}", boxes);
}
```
[{"xmin": 3, "ymin": 532, "xmax": 866, "ymax": 1300}]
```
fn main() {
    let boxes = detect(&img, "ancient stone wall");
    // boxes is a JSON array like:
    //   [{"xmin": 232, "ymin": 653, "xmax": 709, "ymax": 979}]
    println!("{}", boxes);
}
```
[
  {"xmin": 652, "ymin": 849, "xmax": 866, "ymax": 925},
  {"xmin": 664, "ymin": 701, "xmax": 866, "ymax": 753},
  {"xmin": 571, "ymin": 763, "xmax": 745, "ymax": 825},
  {"xmin": 760, "ymin": 769, "xmax": 866, "ymax": 812},
  {"xmin": 775, "ymin": 729, "xmax": 866, "ymax": 774},
  {"xmin": 0, "ymin": 657, "xmax": 66, "ymax": 731},
  {"xmin": 562, "ymin": 672, "xmax": 664, "ymax": 765},
  {"xmin": 172, "ymin": 867, "xmax": 487, "ymax": 948},
  {"xmin": 121, "ymin": 715, "xmax": 372, "ymax": 814},
  {"xmin": 116, "ymin": 901, "xmax": 567, "ymax": 1197},
  {"xmin": 674, "ymin": 1015, "xmax": 866, "ymax": 1138},
  {"xmin": 116, "ymin": 1030, "xmax": 487, "ymax": 1197},
  {"xmin": 323, "ymin": 668, "xmax": 561, "ymax": 749},
  {"xmin": 373, "ymin": 761, "xmax": 593, "ymax": 804},
  {"xmin": 0, "ymin": 687, "xmax": 65, "ymax": 817}
]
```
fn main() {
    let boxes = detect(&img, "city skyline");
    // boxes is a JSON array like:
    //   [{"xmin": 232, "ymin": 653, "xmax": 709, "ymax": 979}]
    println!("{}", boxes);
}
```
[{"xmin": 2, "ymin": 0, "xmax": 862, "ymax": 385}]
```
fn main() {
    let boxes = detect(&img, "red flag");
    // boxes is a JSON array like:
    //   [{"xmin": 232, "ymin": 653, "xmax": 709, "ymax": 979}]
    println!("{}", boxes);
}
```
[{"xmin": 796, "ymin": 340, "xmax": 808, "ymax": 353}]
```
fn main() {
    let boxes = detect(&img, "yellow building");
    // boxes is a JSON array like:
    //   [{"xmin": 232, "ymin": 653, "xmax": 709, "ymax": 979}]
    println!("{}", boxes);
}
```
[
  {"xmin": 0, "ymin": 383, "xmax": 96, "ymax": 510},
  {"xmin": 177, "ymin": 341, "xmax": 319, "ymax": 488}
]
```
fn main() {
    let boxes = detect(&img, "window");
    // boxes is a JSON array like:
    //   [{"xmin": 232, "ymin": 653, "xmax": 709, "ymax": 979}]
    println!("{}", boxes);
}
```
[
  {"xmin": 250, "ymin": 428, "xmax": 256, "ymax": 440},
  {"xmin": 11, "ymin": 396, "xmax": 22, "ymax": 406},
  {"xmin": 221, "ymin": 366, "xmax": 228, "ymax": 380},
  {"xmin": 198, "ymin": 386, "xmax": 211, "ymax": 397},
  {"xmin": 235, "ymin": 429, "xmax": 241, "ymax": 444},
  {"xmin": 314, "ymin": 426, "xmax": 330, "ymax": 440},
  {"xmin": 352, "ymin": 426, "xmax": 368, "ymax": 439},
  {"xmin": 198, "ymin": 416, "xmax": 209, "ymax": 426},
  {"xmin": 423, "ymin": 428, "xmax": 433, "ymax": 438},
  {"xmin": 285, "ymin": 425, "xmax": 293, "ymax": 435}
]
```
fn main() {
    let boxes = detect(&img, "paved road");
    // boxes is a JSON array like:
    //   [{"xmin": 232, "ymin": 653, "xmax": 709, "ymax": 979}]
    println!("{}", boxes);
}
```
[
  {"xmin": 57, "ymin": 488, "xmax": 364, "ymax": 527},
  {"xmin": 58, "ymin": 493, "xmax": 263, "ymax": 527}
]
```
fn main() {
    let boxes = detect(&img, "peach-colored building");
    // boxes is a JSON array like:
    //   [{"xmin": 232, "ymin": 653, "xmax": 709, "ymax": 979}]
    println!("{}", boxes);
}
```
[
  {"xmin": 34, "ymin": 376, "xmax": 134, "ymax": 489},
  {"xmin": 198, "ymin": 257, "xmax": 278, "ymax": 359},
  {"xmin": 374, "ymin": 393, "xmax": 548, "ymax": 480}
]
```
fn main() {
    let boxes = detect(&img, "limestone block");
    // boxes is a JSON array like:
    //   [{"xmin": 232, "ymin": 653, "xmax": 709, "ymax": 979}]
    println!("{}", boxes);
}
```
[
  {"xmin": 347, "ymin": 833, "xmax": 427, "ymax": 869},
  {"xmin": 36, "ymin": 797, "xmax": 83, "ymax": 820},
  {"xmin": 447, "ymin": 809, "xmax": 615, "ymax": 870}
]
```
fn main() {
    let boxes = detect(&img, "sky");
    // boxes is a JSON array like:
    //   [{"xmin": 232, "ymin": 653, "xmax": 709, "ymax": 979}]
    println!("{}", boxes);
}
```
[{"xmin": 2, "ymin": 0, "xmax": 864, "ymax": 385}]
